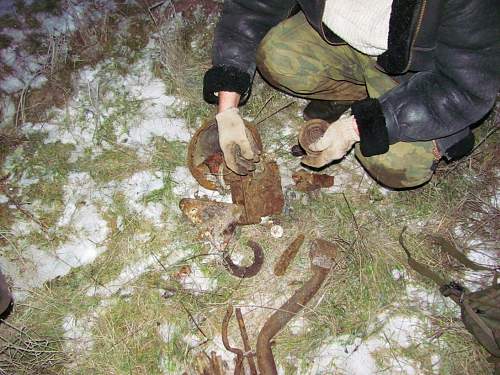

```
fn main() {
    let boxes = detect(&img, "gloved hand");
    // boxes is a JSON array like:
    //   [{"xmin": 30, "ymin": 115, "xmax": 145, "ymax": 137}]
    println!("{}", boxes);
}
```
[
  {"xmin": 216, "ymin": 107, "xmax": 260, "ymax": 175},
  {"xmin": 301, "ymin": 114, "xmax": 360, "ymax": 168}
]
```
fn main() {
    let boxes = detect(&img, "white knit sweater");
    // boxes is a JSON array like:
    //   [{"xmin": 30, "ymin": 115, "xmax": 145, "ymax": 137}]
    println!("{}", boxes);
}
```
[{"xmin": 323, "ymin": 0, "xmax": 393, "ymax": 56}]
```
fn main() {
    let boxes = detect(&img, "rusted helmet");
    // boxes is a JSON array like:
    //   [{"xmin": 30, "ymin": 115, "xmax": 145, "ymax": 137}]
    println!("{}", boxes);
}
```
[{"xmin": 187, "ymin": 120, "xmax": 263, "ymax": 191}]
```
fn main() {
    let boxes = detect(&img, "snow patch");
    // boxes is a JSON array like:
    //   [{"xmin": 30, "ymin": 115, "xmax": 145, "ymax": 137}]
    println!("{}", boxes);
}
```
[
  {"xmin": 310, "ymin": 314, "xmax": 429, "ymax": 374},
  {"xmin": 289, "ymin": 316, "xmax": 309, "ymax": 335},
  {"xmin": 120, "ymin": 170, "xmax": 165, "ymax": 226},
  {"xmin": 63, "ymin": 314, "xmax": 95, "ymax": 353},
  {"xmin": 158, "ymin": 322, "xmax": 176, "ymax": 343},
  {"xmin": 1, "ymin": 172, "xmax": 109, "ymax": 301},
  {"xmin": 171, "ymin": 166, "xmax": 232, "ymax": 202},
  {"xmin": 0, "ymin": 96, "xmax": 16, "ymax": 126},
  {"xmin": 0, "ymin": 76, "xmax": 25, "ymax": 94},
  {"xmin": 179, "ymin": 263, "xmax": 217, "ymax": 295}
]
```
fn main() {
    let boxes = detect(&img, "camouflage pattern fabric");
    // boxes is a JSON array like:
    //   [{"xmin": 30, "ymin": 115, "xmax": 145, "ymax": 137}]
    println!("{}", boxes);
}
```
[{"xmin": 256, "ymin": 12, "xmax": 439, "ymax": 189}]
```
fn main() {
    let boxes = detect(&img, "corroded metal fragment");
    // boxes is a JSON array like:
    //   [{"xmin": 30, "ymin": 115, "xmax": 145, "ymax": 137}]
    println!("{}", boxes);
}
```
[
  {"xmin": 256, "ymin": 239, "xmax": 337, "ymax": 375},
  {"xmin": 179, "ymin": 198, "xmax": 243, "ymax": 248},
  {"xmin": 292, "ymin": 169, "xmax": 334, "ymax": 192},
  {"xmin": 298, "ymin": 119, "xmax": 329, "ymax": 155},
  {"xmin": 221, "ymin": 305, "xmax": 244, "ymax": 375},
  {"xmin": 235, "ymin": 308, "xmax": 258, "ymax": 375},
  {"xmin": 187, "ymin": 120, "xmax": 222, "ymax": 191},
  {"xmin": 187, "ymin": 120, "xmax": 263, "ymax": 191},
  {"xmin": 224, "ymin": 160, "xmax": 285, "ymax": 225},
  {"xmin": 273, "ymin": 234, "xmax": 305, "ymax": 276},
  {"xmin": 223, "ymin": 241, "xmax": 264, "ymax": 278},
  {"xmin": 187, "ymin": 119, "xmax": 283, "ymax": 225}
]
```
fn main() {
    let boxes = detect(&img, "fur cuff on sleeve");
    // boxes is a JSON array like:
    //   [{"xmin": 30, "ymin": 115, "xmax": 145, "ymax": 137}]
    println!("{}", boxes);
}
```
[
  {"xmin": 203, "ymin": 66, "xmax": 252, "ymax": 105},
  {"xmin": 351, "ymin": 98, "xmax": 390, "ymax": 157}
]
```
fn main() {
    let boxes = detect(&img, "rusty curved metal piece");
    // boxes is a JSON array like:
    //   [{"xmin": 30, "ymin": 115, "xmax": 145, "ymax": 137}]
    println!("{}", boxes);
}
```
[
  {"xmin": 221, "ymin": 305, "xmax": 244, "ymax": 375},
  {"xmin": 256, "ymin": 239, "xmax": 337, "ymax": 375},
  {"xmin": 298, "ymin": 119, "xmax": 329, "ymax": 155},
  {"xmin": 223, "ymin": 241, "xmax": 264, "ymax": 278},
  {"xmin": 187, "ymin": 120, "xmax": 222, "ymax": 191},
  {"xmin": 187, "ymin": 120, "xmax": 263, "ymax": 191}
]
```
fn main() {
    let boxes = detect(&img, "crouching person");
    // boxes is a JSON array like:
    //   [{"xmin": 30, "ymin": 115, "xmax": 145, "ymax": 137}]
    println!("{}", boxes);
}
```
[{"xmin": 203, "ymin": 0, "xmax": 500, "ymax": 189}]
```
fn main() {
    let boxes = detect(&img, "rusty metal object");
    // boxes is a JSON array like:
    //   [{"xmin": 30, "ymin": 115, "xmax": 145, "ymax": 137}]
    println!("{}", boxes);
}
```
[
  {"xmin": 187, "ymin": 120, "xmax": 263, "ymax": 191},
  {"xmin": 273, "ymin": 234, "xmax": 305, "ymax": 276},
  {"xmin": 179, "ymin": 198, "xmax": 242, "ymax": 249},
  {"xmin": 221, "ymin": 305, "xmax": 244, "ymax": 375},
  {"xmin": 298, "ymin": 119, "xmax": 329, "ymax": 155},
  {"xmin": 256, "ymin": 239, "xmax": 337, "ymax": 375},
  {"xmin": 193, "ymin": 352, "xmax": 225, "ymax": 375},
  {"xmin": 292, "ymin": 170, "xmax": 334, "ymax": 192},
  {"xmin": 210, "ymin": 352, "xmax": 224, "ymax": 375},
  {"xmin": 187, "ymin": 119, "xmax": 283, "ymax": 225},
  {"xmin": 223, "ymin": 241, "xmax": 264, "ymax": 278},
  {"xmin": 235, "ymin": 308, "xmax": 258, "ymax": 375},
  {"xmin": 224, "ymin": 160, "xmax": 285, "ymax": 225}
]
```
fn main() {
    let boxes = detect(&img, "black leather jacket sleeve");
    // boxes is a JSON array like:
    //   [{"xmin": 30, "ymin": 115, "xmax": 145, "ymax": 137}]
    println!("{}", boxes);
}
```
[
  {"xmin": 203, "ymin": 0, "xmax": 296, "ymax": 104},
  {"xmin": 354, "ymin": 0, "xmax": 500, "ymax": 157}
]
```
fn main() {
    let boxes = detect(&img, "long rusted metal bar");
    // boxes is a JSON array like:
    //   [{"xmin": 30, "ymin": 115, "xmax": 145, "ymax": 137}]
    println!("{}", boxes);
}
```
[
  {"xmin": 221, "ymin": 305, "xmax": 244, "ymax": 375},
  {"xmin": 256, "ymin": 239, "xmax": 337, "ymax": 374},
  {"xmin": 235, "ymin": 308, "xmax": 258, "ymax": 375}
]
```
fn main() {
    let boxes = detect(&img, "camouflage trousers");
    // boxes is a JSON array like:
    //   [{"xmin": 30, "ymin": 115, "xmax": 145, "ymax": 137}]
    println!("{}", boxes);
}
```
[{"xmin": 256, "ymin": 12, "xmax": 439, "ymax": 189}]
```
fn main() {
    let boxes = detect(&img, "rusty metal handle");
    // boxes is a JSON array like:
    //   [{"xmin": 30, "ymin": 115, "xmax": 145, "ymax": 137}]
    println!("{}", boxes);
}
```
[
  {"xmin": 256, "ymin": 239, "xmax": 337, "ymax": 375},
  {"xmin": 221, "ymin": 305, "xmax": 244, "ymax": 375}
]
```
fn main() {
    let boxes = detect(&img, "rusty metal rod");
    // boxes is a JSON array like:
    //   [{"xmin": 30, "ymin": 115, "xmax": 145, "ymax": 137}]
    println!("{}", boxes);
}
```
[
  {"xmin": 221, "ymin": 305, "xmax": 244, "ymax": 375},
  {"xmin": 235, "ymin": 308, "xmax": 258, "ymax": 375},
  {"xmin": 210, "ymin": 351, "xmax": 223, "ymax": 375},
  {"xmin": 273, "ymin": 234, "xmax": 305, "ymax": 276},
  {"xmin": 256, "ymin": 239, "xmax": 337, "ymax": 375}
]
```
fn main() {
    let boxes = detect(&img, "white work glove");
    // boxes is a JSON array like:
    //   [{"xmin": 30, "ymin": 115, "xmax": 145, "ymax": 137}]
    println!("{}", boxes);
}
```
[
  {"xmin": 216, "ymin": 107, "xmax": 260, "ymax": 175},
  {"xmin": 301, "ymin": 114, "xmax": 360, "ymax": 168}
]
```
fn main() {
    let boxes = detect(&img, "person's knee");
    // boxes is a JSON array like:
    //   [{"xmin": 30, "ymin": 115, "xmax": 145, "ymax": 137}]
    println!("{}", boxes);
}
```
[
  {"xmin": 355, "ymin": 142, "xmax": 437, "ymax": 189},
  {"xmin": 363, "ymin": 162, "xmax": 434, "ymax": 189},
  {"xmin": 256, "ymin": 36, "xmax": 294, "ymax": 89}
]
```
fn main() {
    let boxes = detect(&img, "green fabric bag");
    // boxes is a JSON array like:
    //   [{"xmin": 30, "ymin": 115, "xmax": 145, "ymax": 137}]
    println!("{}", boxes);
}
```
[{"xmin": 399, "ymin": 228, "xmax": 500, "ymax": 372}]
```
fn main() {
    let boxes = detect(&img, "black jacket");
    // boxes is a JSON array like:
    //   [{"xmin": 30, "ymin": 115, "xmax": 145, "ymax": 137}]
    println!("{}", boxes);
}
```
[{"xmin": 204, "ymin": 0, "xmax": 500, "ymax": 159}]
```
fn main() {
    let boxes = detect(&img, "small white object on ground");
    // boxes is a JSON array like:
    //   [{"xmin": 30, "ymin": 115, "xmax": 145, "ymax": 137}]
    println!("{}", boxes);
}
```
[{"xmin": 271, "ymin": 224, "xmax": 284, "ymax": 238}]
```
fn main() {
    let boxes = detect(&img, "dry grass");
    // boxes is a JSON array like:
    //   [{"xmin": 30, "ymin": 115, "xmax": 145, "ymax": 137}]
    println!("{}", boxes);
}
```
[
  {"xmin": 0, "ymin": 2, "xmax": 498, "ymax": 375},
  {"xmin": 0, "ymin": 319, "xmax": 66, "ymax": 375}
]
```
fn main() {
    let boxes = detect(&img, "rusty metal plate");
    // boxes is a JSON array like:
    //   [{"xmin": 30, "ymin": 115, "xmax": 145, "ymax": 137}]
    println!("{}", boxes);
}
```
[
  {"xmin": 292, "ymin": 169, "xmax": 334, "ymax": 192},
  {"xmin": 224, "ymin": 160, "xmax": 284, "ymax": 225}
]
